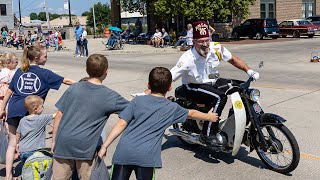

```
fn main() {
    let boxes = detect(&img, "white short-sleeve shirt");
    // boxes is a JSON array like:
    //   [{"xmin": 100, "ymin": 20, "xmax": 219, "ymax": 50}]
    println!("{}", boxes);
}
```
[{"xmin": 171, "ymin": 42, "xmax": 232, "ymax": 85}]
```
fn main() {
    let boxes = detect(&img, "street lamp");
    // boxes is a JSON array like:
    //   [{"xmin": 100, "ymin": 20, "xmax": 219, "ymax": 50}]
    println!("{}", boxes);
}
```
[
  {"xmin": 68, "ymin": 0, "xmax": 72, "ymax": 26},
  {"xmin": 18, "ymin": 0, "xmax": 22, "ymax": 24},
  {"xmin": 92, "ymin": 3, "xmax": 96, "ymax": 38}
]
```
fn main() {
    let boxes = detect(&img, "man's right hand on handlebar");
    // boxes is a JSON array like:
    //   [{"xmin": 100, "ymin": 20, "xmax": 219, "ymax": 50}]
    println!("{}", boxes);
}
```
[{"xmin": 247, "ymin": 69, "xmax": 260, "ymax": 81}]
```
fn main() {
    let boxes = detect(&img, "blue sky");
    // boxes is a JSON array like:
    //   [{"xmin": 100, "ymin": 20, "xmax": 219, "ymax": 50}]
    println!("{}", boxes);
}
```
[{"xmin": 13, "ymin": 0, "xmax": 110, "ymax": 16}]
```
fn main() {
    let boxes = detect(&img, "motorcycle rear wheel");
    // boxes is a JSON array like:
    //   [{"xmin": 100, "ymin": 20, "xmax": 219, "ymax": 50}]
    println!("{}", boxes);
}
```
[
  {"xmin": 173, "ymin": 123, "xmax": 199, "ymax": 147},
  {"xmin": 254, "ymin": 124, "xmax": 300, "ymax": 174}
]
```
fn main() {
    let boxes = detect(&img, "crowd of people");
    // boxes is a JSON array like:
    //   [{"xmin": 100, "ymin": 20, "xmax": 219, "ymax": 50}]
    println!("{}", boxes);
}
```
[
  {"xmin": 119, "ymin": 19, "xmax": 216, "ymax": 50},
  {"xmin": 0, "ymin": 20, "xmax": 261, "ymax": 180},
  {"xmin": 0, "ymin": 25, "xmax": 66, "ymax": 52}
]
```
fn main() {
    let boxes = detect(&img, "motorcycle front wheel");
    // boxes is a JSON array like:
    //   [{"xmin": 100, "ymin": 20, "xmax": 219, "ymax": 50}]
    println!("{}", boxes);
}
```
[{"xmin": 254, "ymin": 124, "xmax": 300, "ymax": 174}]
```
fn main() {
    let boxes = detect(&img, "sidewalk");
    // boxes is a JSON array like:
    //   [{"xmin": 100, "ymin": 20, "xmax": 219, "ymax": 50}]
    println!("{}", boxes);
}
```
[
  {"xmin": 0, "ymin": 37, "xmax": 300, "ymax": 55},
  {"xmin": 62, "ymin": 38, "xmax": 183, "ymax": 55}
]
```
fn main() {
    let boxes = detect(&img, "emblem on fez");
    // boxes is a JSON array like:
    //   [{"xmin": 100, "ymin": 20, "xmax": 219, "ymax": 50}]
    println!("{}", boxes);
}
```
[{"xmin": 195, "ymin": 23, "xmax": 208, "ymax": 35}]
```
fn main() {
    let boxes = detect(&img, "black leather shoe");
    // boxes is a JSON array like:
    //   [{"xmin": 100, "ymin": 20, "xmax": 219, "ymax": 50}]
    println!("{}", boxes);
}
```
[{"xmin": 199, "ymin": 133, "xmax": 223, "ymax": 147}]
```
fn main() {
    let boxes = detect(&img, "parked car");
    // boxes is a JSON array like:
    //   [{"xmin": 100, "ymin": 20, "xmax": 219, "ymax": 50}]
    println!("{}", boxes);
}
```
[
  {"xmin": 231, "ymin": 18, "xmax": 279, "ymax": 40},
  {"xmin": 306, "ymin": 16, "xmax": 320, "ymax": 26},
  {"xmin": 278, "ymin": 19, "xmax": 319, "ymax": 38}
]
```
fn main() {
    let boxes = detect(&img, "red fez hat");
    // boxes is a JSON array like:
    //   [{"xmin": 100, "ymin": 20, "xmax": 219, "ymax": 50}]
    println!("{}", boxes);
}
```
[{"xmin": 193, "ymin": 20, "xmax": 209, "ymax": 39}]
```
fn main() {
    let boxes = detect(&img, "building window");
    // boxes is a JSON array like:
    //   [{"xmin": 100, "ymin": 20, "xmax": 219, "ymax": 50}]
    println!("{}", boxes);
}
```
[
  {"xmin": 0, "ymin": 4, "xmax": 7, "ymax": 16},
  {"xmin": 260, "ymin": 0, "xmax": 275, "ymax": 18},
  {"xmin": 302, "ymin": 0, "xmax": 314, "ymax": 18}
]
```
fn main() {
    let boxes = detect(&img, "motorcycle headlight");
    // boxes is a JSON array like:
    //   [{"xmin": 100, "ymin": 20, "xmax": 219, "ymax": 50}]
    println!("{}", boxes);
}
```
[{"xmin": 249, "ymin": 89, "xmax": 260, "ymax": 102}]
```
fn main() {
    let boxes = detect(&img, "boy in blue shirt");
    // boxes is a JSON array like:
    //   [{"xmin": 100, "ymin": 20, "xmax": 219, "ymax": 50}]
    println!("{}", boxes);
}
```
[
  {"xmin": 52, "ymin": 54, "xmax": 128, "ymax": 179},
  {"xmin": 98, "ymin": 67, "xmax": 219, "ymax": 180},
  {"xmin": 16, "ymin": 95, "xmax": 54, "ymax": 164}
]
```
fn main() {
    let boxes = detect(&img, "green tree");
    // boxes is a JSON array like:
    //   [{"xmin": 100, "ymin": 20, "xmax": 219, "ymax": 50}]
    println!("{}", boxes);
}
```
[
  {"xmin": 120, "ymin": 0, "xmax": 146, "ymax": 14},
  {"xmin": 30, "ymin": 12, "xmax": 38, "ymax": 20},
  {"xmin": 121, "ymin": 0, "xmax": 255, "ymax": 21},
  {"xmin": 230, "ymin": 0, "xmax": 256, "ymax": 20},
  {"xmin": 49, "ymin": 13, "xmax": 61, "ymax": 21},
  {"xmin": 85, "ymin": 2, "xmax": 111, "ymax": 28},
  {"xmin": 154, "ymin": 0, "xmax": 181, "ymax": 20},
  {"xmin": 82, "ymin": 11, "xmax": 91, "ymax": 16},
  {"xmin": 38, "ymin": 12, "xmax": 47, "ymax": 21}
]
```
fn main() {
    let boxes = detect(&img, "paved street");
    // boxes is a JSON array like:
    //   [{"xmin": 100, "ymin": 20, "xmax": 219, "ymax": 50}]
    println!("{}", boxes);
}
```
[{"xmin": 0, "ymin": 37, "xmax": 319, "ymax": 179}]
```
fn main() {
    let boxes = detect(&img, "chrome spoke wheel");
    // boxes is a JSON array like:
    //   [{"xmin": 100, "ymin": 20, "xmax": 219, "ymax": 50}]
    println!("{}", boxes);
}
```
[{"xmin": 255, "ymin": 124, "xmax": 300, "ymax": 173}]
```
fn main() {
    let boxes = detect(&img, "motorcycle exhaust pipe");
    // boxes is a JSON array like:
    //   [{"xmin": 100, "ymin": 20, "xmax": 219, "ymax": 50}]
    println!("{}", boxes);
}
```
[{"xmin": 169, "ymin": 129, "xmax": 204, "ymax": 145}]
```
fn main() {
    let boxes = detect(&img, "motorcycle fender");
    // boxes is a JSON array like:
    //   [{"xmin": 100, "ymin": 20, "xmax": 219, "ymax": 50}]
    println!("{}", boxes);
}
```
[
  {"xmin": 231, "ymin": 92, "xmax": 247, "ymax": 156},
  {"xmin": 260, "ymin": 113, "xmax": 286, "ymax": 125}
]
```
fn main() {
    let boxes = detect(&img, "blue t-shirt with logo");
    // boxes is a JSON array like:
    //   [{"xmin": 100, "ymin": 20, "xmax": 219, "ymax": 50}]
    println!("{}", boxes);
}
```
[
  {"xmin": 8, "ymin": 66, "xmax": 64, "ymax": 118},
  {"xmin": 112, "ymin": 95, "xmax": 188, "ymax": 168}
]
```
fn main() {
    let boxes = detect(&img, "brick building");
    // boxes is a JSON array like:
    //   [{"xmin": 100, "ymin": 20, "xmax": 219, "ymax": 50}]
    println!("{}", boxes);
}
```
[
  {"xmin": 248, "ymin": 0, "xmax": 320, "ymax": 23},
  {"xmin": 214, "ymin": 0, "xmax": 320, "ymax": 36}
]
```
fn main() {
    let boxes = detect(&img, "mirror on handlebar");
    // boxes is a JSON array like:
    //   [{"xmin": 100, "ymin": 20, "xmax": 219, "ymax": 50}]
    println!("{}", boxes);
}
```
[
  {"xmin": 259, "ymin": 61, "xmax": 264, "ymax": 69},
  {"xmin": 208, "ymin": 73, "xmax": 220, "ymax": 79}
]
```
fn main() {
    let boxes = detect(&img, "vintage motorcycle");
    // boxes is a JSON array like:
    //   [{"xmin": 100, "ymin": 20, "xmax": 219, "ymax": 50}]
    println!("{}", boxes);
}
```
[{"xmin": 168, "ymin": 74, "xmax": 300, "ymax": 174}]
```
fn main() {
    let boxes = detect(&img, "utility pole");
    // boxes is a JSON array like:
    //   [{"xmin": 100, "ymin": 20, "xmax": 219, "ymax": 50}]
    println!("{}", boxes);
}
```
[
  {"xmin": 92, "ymin": 2, "xmax": 97, "ymax": 38},
  {"xmin": 68, "ymin": 0, "xmax": 72, "ymax": 26},
  {"xmin": 18, "ymin": 0, "xmax": 22, "ymax": 24},
  {"xmin": 44, "ymin": 0, "xmax": 50, "ymax": 29}
]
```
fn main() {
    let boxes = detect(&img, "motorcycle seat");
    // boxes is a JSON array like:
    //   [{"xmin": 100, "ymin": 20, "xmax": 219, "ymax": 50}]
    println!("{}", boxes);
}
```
[{"xmin": 175, "ymin": 86, "xmax": 187, "ymax": 100}]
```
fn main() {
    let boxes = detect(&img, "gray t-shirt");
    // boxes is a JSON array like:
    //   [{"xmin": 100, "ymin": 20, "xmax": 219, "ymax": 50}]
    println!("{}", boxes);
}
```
[
  {"xmin": 17, "ymin": 114, "xmax": 53, "ymax": 153},
  {"xmin": 54, "ymin": 82, "xmax": 129, "ymax": 160},
  {"xmin": 112, "ymin": 95, "xmax": 188, "ymax": 168}
]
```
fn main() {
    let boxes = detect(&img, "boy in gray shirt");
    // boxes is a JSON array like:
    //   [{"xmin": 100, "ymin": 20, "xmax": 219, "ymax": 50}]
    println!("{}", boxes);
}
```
[
  {"xmin": 52, "ymin": 54, "xmax": 129, "ymax": 180},
  {"xmin": 16, "ymin": 95, "xmax": 54, "ymax": 163},
  {"xmin": 98, "ymin": 67, "xmax": 219, "ymax": 180}
]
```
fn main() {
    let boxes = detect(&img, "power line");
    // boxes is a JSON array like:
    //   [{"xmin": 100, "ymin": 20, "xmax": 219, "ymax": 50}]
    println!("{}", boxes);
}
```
[
  {"xmin": 22, "ymin": 0, "xmax": 39, "ymax": 11},
  {"xmin": 14, "ymin": 8, "xmax": 43, "ymax": 14}
]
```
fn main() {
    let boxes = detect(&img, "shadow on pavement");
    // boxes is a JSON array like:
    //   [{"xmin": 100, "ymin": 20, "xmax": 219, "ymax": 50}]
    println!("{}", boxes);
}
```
[
  {"xmin": 162, "ymin": 134, "xmax": 266, "ymax": 169},
  {"xmin": 0, "ymin": 166, "xmax": 5, "ymax": 177}
]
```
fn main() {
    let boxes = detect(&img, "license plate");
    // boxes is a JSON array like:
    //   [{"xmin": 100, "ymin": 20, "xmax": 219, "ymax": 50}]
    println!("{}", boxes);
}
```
[{"xmin": 272, "ymin": 32, "xmax": 276, "ymax": 34}]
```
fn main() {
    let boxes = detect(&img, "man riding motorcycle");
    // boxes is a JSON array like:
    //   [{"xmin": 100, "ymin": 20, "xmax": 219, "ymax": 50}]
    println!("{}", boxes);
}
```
[{"xmin": 170, "ymin": 20, "xmax": 260, "ymax": 147}]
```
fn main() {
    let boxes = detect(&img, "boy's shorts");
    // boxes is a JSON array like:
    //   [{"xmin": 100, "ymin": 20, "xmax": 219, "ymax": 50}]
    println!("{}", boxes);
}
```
[
  {"xmin": 6, "ymin": 116, "xmax": 23, "ymax": 128},
  {"xmin": 52, "ymin": 158, "xmax": 94, "ymax": 180},
  {"xmin": 110, "ymin": 164, "xmax": 155, "ymax": 180}
]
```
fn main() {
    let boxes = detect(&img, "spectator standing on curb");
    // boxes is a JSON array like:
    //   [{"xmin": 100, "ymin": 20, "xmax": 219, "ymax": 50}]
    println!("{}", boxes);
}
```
[
  {"xmin": 74, "ymin": 22, "xmax": 84, "ymax": 57},
  {"xmin": 208, "ymin": 21, "xmax": 216, "ymax": 41},
  {"xmin": 135, "ymin": 18, "xmax": 142, "ymax": 34},
  {"xmin": 53, "ymin": 29, "xmax": 59, "ymax": 52},
  {"xmin": 98, "ymin": 67, "xmax": 219, "ymax": 180},
  {"xmin": 1, "ymin": 26, "xmax": 8, "ymax": 47},
  {"xmin": 57, "ymin": 32, "xmax": 64, "ymax": 51},
  {"xmin": 19, "ymin": 24, "xmax": 24, "ymax": 35},
  {"xmin": 51, "ymin": 54, "xmax": 129, "ymax": 179},
  {"xmin": 37, "ymin": 25, "xmax": 43, "ymax": 37},
  {"xmin": 82, "ymin": 26, "xmax": 88, "ymax": 57},
  {"xmin": 0, "ymin": 45, "xmax": 75, "ymax": 180}
]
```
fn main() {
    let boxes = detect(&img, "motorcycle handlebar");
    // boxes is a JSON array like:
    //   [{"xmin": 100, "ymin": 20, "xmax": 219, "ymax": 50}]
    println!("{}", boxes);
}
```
[{"xmin": 240, "ymin": 77, "xmax": 254, "ymax": 90}]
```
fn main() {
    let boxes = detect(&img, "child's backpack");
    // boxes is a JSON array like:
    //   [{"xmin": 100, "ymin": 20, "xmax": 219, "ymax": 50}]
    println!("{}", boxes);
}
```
[{"xmin": 21, "ymin": 150, "xmax": 52, "ymax": 180}]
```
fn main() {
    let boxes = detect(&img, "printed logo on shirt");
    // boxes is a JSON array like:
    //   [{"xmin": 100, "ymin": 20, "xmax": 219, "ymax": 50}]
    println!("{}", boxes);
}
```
[{"xmin": 17, "ymin": 72, "xmax": 41, "ymax": 94}]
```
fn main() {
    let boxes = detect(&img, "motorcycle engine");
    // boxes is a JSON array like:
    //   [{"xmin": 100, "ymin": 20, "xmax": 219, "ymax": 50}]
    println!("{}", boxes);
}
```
[{"xmin": 182, "ymin": 119, "xmax": 202, "ymax": 134}]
